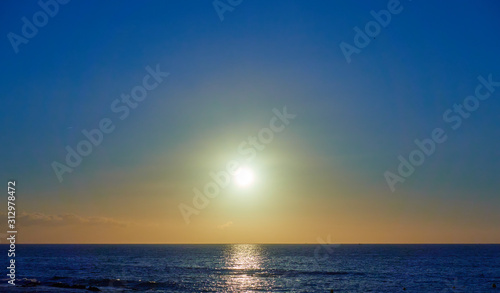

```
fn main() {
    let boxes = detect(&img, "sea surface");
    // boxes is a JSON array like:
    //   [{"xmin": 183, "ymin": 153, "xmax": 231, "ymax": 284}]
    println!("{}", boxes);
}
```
[{"xmin": 1, "ymin": 244, "xmax": 499, "ymax": 292}]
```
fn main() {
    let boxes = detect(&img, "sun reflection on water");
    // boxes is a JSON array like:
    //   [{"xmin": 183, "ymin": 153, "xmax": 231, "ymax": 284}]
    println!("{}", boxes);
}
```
[{"xmin": 222, "ymin": 244, "xmax": 273, "ymax": 292}]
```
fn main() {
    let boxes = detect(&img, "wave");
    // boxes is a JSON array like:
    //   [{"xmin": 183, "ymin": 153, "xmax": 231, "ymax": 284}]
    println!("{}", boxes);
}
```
[
  {"xmin": 173, "ymin": 266, "xmax": 364, "ymax": 278},
  {"xmin": 10, "ymin": 277, "xmax": 182, "ymax": 291},
  {"xmin": 8, "ymin": 267, "xmax": 364, "ymax": 291}
]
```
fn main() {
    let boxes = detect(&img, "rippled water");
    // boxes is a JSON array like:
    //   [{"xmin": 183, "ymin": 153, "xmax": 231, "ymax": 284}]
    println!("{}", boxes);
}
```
[{"xmin": 1, "ymin": 244, "xmax": 499, "ymax": 292}]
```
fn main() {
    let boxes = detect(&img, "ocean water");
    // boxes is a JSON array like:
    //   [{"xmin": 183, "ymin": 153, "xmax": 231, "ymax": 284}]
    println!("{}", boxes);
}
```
[{"xmin": 1, "ymin": 244, "xmax": 499, "ymax": 292}]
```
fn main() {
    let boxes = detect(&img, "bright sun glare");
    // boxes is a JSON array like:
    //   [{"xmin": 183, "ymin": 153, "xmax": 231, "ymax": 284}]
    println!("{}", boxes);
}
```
[{"xmin": 234, "ymin": 167, "xmax": 254, "ymax": 187}]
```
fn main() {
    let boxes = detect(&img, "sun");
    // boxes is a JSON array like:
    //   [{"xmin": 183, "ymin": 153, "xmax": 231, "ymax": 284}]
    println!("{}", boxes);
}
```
[{"xmin": 234, "ymin": 167, "xmax": 254, "ymax": 187}]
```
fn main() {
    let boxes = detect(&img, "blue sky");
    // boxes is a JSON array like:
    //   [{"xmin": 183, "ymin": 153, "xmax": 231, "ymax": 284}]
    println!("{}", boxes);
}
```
[{"xmin": 1, "ymin": 0, "xmax": 499, "ymax": 243}]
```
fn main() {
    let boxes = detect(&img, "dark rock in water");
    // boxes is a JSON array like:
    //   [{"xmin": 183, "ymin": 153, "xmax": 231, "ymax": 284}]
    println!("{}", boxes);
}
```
[
  {"xmin": 71, "ymin": 284, "xmax": 86, "ymax": 289},
  {"xmin": 50, "ymin": 282, "xmax": 98, "ymax": 290},
  {"xmin": 51, "ymin": 276, "xmax": 67, "ymax": 280},
  {"xmin": 51, "ymin": 282, "xmax": 71, "ymax": 288},
  {"xmin": 493, "ymin": 283, "xmax": 497, "ymax": 288},
  {"xmin": 19, "ymin": 279, "xmax": 41, "ymax": 287}
]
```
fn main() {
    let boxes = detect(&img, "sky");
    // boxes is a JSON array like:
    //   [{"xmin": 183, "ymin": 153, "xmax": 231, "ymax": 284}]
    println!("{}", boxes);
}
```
[{"xmin": 0, "ymin": 0, "xmax": 499, "ymax": 244}]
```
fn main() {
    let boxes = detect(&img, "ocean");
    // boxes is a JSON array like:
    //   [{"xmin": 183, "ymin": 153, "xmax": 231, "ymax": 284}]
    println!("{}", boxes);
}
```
[{"xmin": 1, "ymin": 244, "xmax": 499, "ymax": 292}]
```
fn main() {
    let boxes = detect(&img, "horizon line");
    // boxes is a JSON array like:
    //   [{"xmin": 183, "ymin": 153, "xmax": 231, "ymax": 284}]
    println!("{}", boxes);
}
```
[{"xmin": 5, "ymin": 242, "xmax": 500, "ymax": 245}]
